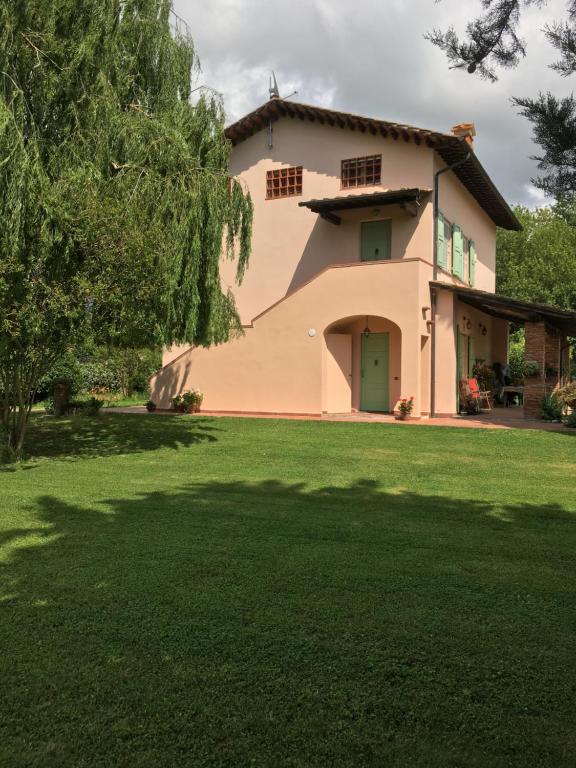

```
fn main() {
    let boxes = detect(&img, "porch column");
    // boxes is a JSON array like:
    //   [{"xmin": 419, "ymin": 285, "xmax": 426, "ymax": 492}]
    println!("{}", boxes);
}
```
[
  {"xmin": 545, "ymin": 326, "xmax": 562, "ymax": 391},
  {"xmin": 524, "ymin": 321, "xmax": 546, "ymax": 417},
  {"xmin": 560, "ymin": 334, "xmax": 571, "ymax": 386},
  {"xmin": 491, "ymin": 318, "xmax": 509, "ymax": 364}
]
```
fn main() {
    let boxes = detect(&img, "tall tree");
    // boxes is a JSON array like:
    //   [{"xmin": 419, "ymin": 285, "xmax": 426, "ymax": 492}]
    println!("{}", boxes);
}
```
[
  {"xmin": 497, "ymin": 205, "xmax": 576, "ymax": 309},
  {"xmin": 427, "ymin": 1, "xmax": 576, "ymax": 199},
  {"xmin": 0, "ymin": 1, "xmax": 252, "ymax": 457}
]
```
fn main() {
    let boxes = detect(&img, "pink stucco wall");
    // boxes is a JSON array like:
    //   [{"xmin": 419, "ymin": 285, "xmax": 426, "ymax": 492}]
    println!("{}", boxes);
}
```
[
  {"xmin": 221, "ymin": 118, "xmax": 435, "ymax": 324},
  {"xmin": 152, "ymin": 259, "xmax": 430, "ymax": 416},
  {"xmin": 433, "ymin": 154, "xmax": 496, "ymax": 293}
]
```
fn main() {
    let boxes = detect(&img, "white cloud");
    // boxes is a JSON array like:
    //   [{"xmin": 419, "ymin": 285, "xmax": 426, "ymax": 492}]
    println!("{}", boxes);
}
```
[{"xmin": 176, "ymin": 0, "xmax": 572, "ymax": 206}]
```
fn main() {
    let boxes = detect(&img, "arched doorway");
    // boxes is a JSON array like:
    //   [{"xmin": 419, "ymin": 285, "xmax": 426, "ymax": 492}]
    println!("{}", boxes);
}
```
[{"xmin": 324, "ymin": 315, "xmax": 402, "ymax": 413}]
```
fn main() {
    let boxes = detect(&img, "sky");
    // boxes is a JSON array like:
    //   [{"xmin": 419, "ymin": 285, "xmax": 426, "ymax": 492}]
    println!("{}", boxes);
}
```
[{"xmin": 174, "ymin": 0, "xmax": 572, "ymax": 207}]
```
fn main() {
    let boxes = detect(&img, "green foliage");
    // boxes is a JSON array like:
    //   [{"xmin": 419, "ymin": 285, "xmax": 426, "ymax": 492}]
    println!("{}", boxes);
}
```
[
  {"xmin": 79, "ymin": 361, "xmax": 121, "ymax": 394},
  {"xmin": 497, "ymin": 206, "xmax": 576, "ymax": 310},
  {"xmin": 541, "ymin": 393, "xmax": 564, "ymax": 422},
  {"xmin": 81, "ymin": 397, "xmax": 105, "ymax": 416},
  {"xmin": 523, "ymin": 360, "xmax": 541, "ymax": 378},
  {"xmin": 37, "ymin": 352, "xmax": 83, "ymax": 400},
  {"xmin": 171, "ymin": 389, "xmax": 203, "ymax": 412},
  {"xmin": 0, "ymin": 1, "xmax": 252, "ymax": 456},
  {"xmin": 101, "ymin": 347, "xmax": 161, "ymax": 395},
  {"xmin": 565, "ymin": 410, "xmax": 576, "ymax": 428},
  {"xmin": 508, "ymin": 330, "xmax": 525, "ymax": 383},
  {"xmin": 472, "ymin": 362, "xmax": 494, "ymax": 391}
]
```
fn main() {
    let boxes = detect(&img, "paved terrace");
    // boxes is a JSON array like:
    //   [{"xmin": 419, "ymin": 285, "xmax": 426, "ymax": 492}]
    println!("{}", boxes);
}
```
[{"xmin": 105, "ymin": 406, "xmax": 572, "ymax": 432}]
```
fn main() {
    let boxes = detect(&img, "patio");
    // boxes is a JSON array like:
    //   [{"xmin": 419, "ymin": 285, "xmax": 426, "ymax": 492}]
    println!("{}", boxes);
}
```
[{"xmin": 105, "ymin": 404, "xmax": 571, "ymax": 431}]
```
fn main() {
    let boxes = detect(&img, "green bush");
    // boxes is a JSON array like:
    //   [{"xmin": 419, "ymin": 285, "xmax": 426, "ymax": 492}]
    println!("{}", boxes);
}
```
[
  {"xmin": 92, "ymin": 348, "xmax": 161, "ymax": 395},
  {"xmin": 541, "ymin": 393, "xmax": 563, "ymax": 422},
  {"xmin": 171, "ymin": 389, "xmax": 203, "ymax": 413},
  {"xmin": 565, "ymin": 410, "xmax": 576, "ymax": 428},
  {"xmin": 508, "ymin": 330, "xmax": 525, "ymax": 384},
  {"xmin": 523, "ymin": 360, "xmax": 541, "ymax": 378},
  {"xmin": 80, "ymin": 361, "xmax": 120, "ymax": 393},
  {"xmin": 37, "ymin": 352, "xmax": 83, "ymax": 401}
]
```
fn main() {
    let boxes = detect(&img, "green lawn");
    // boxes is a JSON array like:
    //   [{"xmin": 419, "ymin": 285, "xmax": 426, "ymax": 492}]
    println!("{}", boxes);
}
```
[{"xmin": 1, "ymin": 414, "xmax": 575, "ymax": 767}]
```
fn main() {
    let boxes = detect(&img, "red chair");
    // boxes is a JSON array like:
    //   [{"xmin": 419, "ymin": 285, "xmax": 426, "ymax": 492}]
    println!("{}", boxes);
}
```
[{"xmin": 467, "ymin": 378, "xmax": 492, "ymax": 410}]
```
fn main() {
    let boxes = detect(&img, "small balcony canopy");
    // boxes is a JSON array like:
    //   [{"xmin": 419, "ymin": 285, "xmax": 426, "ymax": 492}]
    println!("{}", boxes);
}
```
[{"xmin": 299, "ymin": 189, "xmax": 431, "ymax": 225}]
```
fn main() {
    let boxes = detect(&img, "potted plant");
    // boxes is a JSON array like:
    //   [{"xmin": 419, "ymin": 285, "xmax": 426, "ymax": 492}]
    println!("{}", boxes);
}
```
[
  {"xmin": 192, "ymin": 390, "xmax": 204, "ymax": 413},
  {"xmin": 556, "ymin": 381, "xmax": 576, "ymax": 410},
  {"xmin": 522, "ymin": 360, "xmax": 540, "ymax": 378},
  {"xmin": 145, "ymin": 399, "xmax": 157, "ymax": 412},
  {"xmin": 472, "ymin": 362, "xmax": 494, "ymax": 391},
  {"xmin": 171, "ymin": 390, "xmax": 204, "ymax": 414},
  {"xmin": 395, "ymin": 396, "xmax": 414, "ymax": 420},
  {"xmin": 183, "ymin": 391, "xmax": 197, "ymax": 413}
]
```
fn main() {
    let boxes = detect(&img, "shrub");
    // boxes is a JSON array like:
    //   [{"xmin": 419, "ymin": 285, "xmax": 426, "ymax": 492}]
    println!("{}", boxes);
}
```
[
  {"xmin": 102, "ymin": 348, "xmax": 162, "ymax": 395},
  {"xmin": 556, "ymin": 381, "xmax": 576, "ymax": 410},
  {"xmin": 472, "ymin": 362, "xmax": 494, "ymax": 391},
  {"xmin": 540, "ymin": 393, "xmax": 563, "ymax": 422},
  {"xmin": 80, "ymin": 361, "xmax": 120, "ymax": 393},
  {"xmin": 565, "ymin": 410, "xmax": 576, "ymax": 428},
  {"xmin": 171, "ymin": 390, "xmax": 203, "ymax": 413},
  {"xmin": 508, "ymin": 331, "xmax": 525, "ymax": 384},
  {"xmin": 82, "ymin": 396, "xmax": 105, "ymax": 416},
  {"xmin": 523, "ymin": 360, "xmax": 541, "ymax": 378},
  {"xmin": 37, "ymin": 352, "xmax": 83, "ymax": 401}
]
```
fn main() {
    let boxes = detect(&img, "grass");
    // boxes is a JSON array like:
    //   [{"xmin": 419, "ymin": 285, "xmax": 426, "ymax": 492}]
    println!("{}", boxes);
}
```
[{"xmin": 1, "ymin": 414, "xmax": 575, "ymax": 767}]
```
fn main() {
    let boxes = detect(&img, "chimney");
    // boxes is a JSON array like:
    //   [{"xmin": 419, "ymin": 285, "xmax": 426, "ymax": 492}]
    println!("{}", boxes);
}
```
[{"xmin": 451, "ymin": 122, "xmax": 476, "ymax": 146}]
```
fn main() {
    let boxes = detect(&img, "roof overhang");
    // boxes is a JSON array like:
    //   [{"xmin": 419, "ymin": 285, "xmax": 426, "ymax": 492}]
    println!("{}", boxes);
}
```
[
  {"xmin": 432, "ymin": 282, "xmax": 576, "ymax": 335},
  {"xmin": 225, "ymin": 99, "xmax": 522, "ymax": 231},
  {"xmin": 299, "ymin": 189, "xmax": 431, "ymax": 225}
]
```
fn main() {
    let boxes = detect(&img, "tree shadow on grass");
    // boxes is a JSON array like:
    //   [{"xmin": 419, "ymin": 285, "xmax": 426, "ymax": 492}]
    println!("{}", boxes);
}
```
[
  {"xmin": 1, "ymin": 479, "xmax": 575, "ymax": 767},
  {"xmin": 1, "ymin": 413, "xmax": 220, "ymax": 467}
]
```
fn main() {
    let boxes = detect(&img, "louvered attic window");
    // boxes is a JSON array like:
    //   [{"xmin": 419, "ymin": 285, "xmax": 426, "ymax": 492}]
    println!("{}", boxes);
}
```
[
  {"xmin": 341, "ymin": 155, "xmax": 381, "ymax": 189},
  {"xmin": 266, "ymin": 166, "xmax": 303, "ymax": 199}
]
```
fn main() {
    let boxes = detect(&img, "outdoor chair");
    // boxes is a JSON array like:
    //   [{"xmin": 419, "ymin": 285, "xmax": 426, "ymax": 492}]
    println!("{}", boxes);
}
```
[{"xmin": 467, "ymin": 377, "xmax": 492, "ymax": 410}]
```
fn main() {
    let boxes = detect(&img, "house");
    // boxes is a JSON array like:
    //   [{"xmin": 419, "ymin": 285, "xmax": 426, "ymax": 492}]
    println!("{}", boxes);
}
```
[{"xmin": 150, "ymin": 98, "xmax": 576, "ymax": 418}]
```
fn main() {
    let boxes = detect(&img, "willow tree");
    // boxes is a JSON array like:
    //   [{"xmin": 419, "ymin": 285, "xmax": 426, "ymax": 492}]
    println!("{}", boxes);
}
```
[{"xmin": 0, "ymin": 1, "xmax": 252, "ymax": 457}]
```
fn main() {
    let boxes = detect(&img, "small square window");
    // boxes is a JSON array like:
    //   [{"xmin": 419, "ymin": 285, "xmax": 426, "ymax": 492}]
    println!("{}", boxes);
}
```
[
  {"xmin": 266, "ymin": 166, "xmax": 303, "ymax": 199},
  {"xmin": 341, "ymin": 155, "xmax": 381, "ymax": 189}
]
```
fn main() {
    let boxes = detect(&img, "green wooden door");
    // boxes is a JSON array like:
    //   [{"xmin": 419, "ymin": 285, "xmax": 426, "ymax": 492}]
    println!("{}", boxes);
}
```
[
  {"xmin": 361, "ymin": 220, "xmax": 392, "ymax": 262},
  {"xmin": 361, "ymin": 333, "xmax": 390, "ymax": 411}
]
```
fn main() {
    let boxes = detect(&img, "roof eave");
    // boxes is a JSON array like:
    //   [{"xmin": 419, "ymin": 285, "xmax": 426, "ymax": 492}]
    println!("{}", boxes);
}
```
[
  {"xmin": 225, "ymin": 99, "xmax": 521, "ymax": 232},
  {"xmin": 431, "ymin": 282, "xmax": 576, "ymax": 333}
]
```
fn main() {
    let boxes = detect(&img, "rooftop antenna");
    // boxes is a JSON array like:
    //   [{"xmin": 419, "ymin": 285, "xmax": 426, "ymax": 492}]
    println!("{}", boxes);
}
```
[
  {"xmin": 267, "ymin": 72, "xmax": 298, "ymax": 150},
  {"xmin": 269, "ymin": 71, "xmax": 280, "ymax": 100},
  {"xmin": 268, "ymin": 71, "xmax": 298, "ymax": 101}
]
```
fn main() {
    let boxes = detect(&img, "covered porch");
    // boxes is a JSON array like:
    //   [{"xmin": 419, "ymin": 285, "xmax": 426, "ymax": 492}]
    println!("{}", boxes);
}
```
[{"xmin": 432, "ymin": 283, "xmax": 576, "ymax": 419}]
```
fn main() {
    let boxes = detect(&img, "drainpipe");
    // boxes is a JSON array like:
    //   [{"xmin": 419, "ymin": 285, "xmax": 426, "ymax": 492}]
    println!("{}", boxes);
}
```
[{"xmin": 430, "ymin": 143, "xmax": 471, "ymax": 418}]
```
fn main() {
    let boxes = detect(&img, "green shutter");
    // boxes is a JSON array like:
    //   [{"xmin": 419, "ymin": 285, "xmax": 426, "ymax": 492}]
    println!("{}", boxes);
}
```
[
  {"xmin": 469, "ymin": 240, "xmax": 476, "ymax": 286},
  {"xmin": 452, "ymin": 225, "xmax": 464, "ymax": 279},
  {"xmin": 436, "ymin": 213, "xmax": 446, "ymax": 268},
  {"xmin": 468, "ymin": 336, "xmax": 475, "ymax": 377}
]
